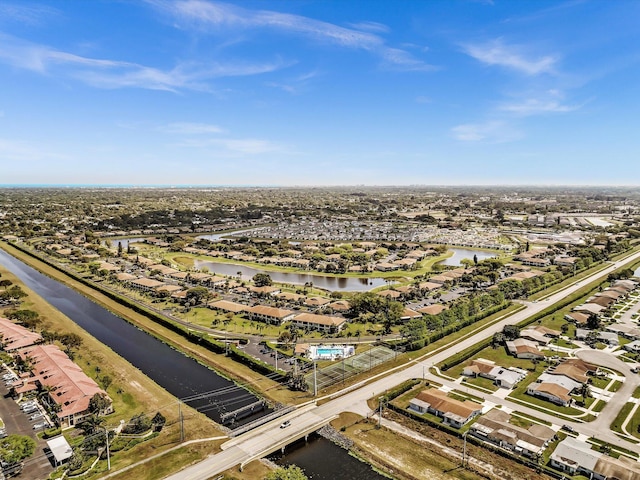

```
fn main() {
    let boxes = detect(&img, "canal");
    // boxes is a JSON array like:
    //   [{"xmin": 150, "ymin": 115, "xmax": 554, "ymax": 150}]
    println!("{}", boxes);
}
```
[
  {"xmin": 0, "ymin": 248, "xmax": 386, "ymax": 479},
  {"xmin": 0, "ymin": 248, "xmax": 260, "ymax": 426}
]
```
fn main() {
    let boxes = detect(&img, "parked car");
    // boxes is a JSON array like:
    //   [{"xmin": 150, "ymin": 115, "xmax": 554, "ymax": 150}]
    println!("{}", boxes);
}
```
[
  {"xmin": 32, "ymin": 422, "xmax": 49, "ymax": 430},
  {"xmin": 29, "ymin": 413, "xmax": 43, "ymax": 421}
]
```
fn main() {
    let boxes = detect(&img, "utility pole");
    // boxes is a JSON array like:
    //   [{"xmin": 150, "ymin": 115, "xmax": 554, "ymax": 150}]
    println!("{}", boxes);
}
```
[
  {"xmin": 462, "ymin": 431, "xmax": 467, "ymax": 468},
  {"xmin": 103, "ymin": 426, "xmax": 111, "ymax": 471},
  {"xmin": 275, "ymin": 348, "xmax": 278, "ymax": 371},
  {"xmin": 377, "ymin": 398, "xmax": 384, "ymax": 429},
  {"xmin": 313, "ymin": 360, "xmax": 317, "ymax": 397},
  {"xmin": 179, "ymin": 400, "xmax": 184, "ymax": 443}
]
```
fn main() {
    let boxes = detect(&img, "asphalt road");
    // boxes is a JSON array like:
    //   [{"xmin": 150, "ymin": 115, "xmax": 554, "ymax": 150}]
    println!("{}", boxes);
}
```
[{"xmin": 163, "ymin": 250, "xmax": 640, "ymax": 480}]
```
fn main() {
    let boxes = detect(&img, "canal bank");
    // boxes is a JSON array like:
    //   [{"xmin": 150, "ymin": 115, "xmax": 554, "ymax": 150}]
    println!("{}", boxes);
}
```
[
  {"xmin": 0, "ymin": 246, "xmax": 266, "ymax": 427},
  {"xmin": 0, "ymin": 244, "xmax": 398, "ymax": 480}
]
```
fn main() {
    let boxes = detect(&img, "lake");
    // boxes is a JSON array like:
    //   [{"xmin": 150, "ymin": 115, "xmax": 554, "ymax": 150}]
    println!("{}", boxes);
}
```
[
  {"xmin": 192, "ymin": 259, "xmax": 389, "ymax": 291},
  {"xmin": 438, "ymin": 248, "xmax": 497, "ymax": 267}
]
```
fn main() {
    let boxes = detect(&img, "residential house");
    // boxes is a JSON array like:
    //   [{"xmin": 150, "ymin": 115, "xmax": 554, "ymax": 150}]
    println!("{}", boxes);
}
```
[
  {"xmin": 462, "ymin": 358, "xmax": 527, "ymax": 389},
  {"xmin": 550, "ymin": 437, "xmax": 640, "ymax": 480},
  {"xmin": 470, "ymin": 409, "xmax": 555, "ymax": 457},
  {"xmin": 505, "ymin": 338, "xmax": 545, "ymax": 360},
  {"xmin": 408, "ymin": 389, "xmax": 483, "ymax": 428}
]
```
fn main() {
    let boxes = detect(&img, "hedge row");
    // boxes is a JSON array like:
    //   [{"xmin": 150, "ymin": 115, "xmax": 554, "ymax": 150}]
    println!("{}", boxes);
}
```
[{"xmin": 379, "ymin": 378, "xmax": 421, "ymax": 403}]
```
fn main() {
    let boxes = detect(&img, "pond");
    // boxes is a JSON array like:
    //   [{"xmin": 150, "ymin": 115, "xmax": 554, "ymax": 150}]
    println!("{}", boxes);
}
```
[
  {"xmin": 192, "ymin": 259, "xmax": 389, "ymax": 292},
  {"xmin": 438, "ymin": 248, "xmax": 497, "ymax": 267}
]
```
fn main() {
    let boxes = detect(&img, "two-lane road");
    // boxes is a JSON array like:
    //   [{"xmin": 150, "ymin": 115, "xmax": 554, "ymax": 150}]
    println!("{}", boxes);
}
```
[{"xmin": 165, "ymin": 250, "xmax": 640, "ymax": 479}]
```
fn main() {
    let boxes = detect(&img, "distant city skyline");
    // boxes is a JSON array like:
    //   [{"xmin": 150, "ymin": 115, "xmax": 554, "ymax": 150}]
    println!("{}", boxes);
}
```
[{"xmin": 1, "ymin": 0, "xmax": 639, "ymax": 186}]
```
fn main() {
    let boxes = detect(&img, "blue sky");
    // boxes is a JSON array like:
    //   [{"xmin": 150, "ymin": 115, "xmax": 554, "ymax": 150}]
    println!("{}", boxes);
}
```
[{"xmin": 1, "ymin": 0, "xmax": 639, "ymax": 186}]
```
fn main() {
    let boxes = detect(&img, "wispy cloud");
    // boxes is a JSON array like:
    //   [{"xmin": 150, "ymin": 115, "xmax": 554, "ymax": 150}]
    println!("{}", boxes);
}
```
[
  {"xmin": 267, "ymin": 69, "xmax": 320, "ymax": 94},
  {"xmin": 176, "ymin": 136, "xmax": 289, "ymax": 155},
  {"xmin": 347, "ymin": 21, "xmax": 390, "ymax": 34},
  {"xmin": 499, "ymin": 98, "xmax": 579, "ymax": 116},
  {"xmin": 0, "ymin": 32, "xmax": 285, "ymax": 91},
  {"xmin": 463, "ymin": 39, "xmax": 558, "ymax": 75},
  {"xmin": 161, "ymin": 120, "xmax": 291, "ymax": 154},
  {"xmin": 160, "ymin": 122, "xmax": 225, "ymax": 134},
  {"xmin": 451, "ymin": 120, "xmax": 522, "ymax": 143},
  {"xmin": 151, "ymin": 0, "xmax": 434, "ymax": 71},
  {"xmin": 0, "ymin": 3, "xmax": 60, "ymax": 26}
]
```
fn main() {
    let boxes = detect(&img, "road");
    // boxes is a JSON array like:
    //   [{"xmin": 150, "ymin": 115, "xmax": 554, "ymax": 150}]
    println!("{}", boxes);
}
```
[{"xmin": 164, "ymin": 250, "xmax": 640, "ymax": 479}]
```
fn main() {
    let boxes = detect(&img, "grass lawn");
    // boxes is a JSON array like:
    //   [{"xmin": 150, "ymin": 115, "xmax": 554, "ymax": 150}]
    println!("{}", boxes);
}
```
[
  {"xmin": 0, "ymin": 257, "xmax": 228, "ymax": 480},
  {"xmin": 0, "ymin": 243, "xmax": 304, "ymax": 407},
  {"xmin": 507, "ymin": 371, "xmax": 586, "ymax": 417},
  {"xmin": 610, "ymin": 402, "xmax": 640, "ymax": 440},
  {"xmin": 447, "ymin": 344, "xmax": 536, "ymax": 378},
  {"xmin": 463, "ymin": 376, "xmax": 498, "ymax": 392}
]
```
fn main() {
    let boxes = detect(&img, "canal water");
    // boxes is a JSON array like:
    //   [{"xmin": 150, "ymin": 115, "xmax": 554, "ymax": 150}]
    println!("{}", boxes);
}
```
[
  {"xmin": 0, "ymin": 248, "xmax": 385, "ymax": 479},
  {"xmin": 193, "ymin": 259, "xmax": 388, "ymax": 292},
  {"xmin": 0, "ymin": 248, "xmax": 260, "ymax": 426},
  {"xmin": 270, "ymin": 434, "xmax": 387, "ymax": 480},
  {"xmin": 438, "ymin": 248, "xmax": 497, "ymax": 267}
]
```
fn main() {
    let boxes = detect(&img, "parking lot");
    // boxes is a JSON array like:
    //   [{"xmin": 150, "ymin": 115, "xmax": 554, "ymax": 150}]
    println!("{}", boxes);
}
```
[{"xmin": 0, "ymin": 370, "xmax": 54, "ymax": 479}]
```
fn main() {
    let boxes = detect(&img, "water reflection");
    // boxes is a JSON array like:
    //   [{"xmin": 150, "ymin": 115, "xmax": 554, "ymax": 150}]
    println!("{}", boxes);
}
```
[
  {"xmin": 271, "ymin": 434, "xmax": 387, "ymax": 480},
  {"xmin": 438, "ymin": 248, "xmax": 497, "ymax": 267},
  {"xmin": 193, "ymin": 259, "xmax": 388, "ymax": 292}
]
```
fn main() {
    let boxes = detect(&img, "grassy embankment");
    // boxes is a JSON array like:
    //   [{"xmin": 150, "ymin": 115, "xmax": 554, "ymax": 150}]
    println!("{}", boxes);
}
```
[
  {"xmin": 1, "ymin": 242, "xmax": 304, "ymax": 407},
  {"xmin": 0, "ymin": 261, "xmax": 237, "ymax": 479}
]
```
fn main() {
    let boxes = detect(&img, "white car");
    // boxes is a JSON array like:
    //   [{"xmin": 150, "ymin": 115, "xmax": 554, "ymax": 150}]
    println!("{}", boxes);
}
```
[
  {"xmin": 32, "ymin": 422, "xmax": 49, "ymax": 430},
  {"xmin": 280, "ymin": 420, "xmax": 291, "ymax": 429}
]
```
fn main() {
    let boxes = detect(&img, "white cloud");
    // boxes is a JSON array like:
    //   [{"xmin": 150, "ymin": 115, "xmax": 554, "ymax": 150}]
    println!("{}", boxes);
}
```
[
  {"xmin": 176, "ymin": 136, "xmax": 290, "ymax": 155},
  {"xmin": 151, "ymin": 0, "xmax": 433, "ymax": 71},
  {"xmin": 0, "ymin": 32, "xmax": 285, "ymax": 91},
  {"xmin": 347, "ymin": 21, "xmax": 390, "ymax": 34},
  {"xmin": 463, "ymin": 39, "xmax": 558, "ymax": 75},
  {"xmin": 160, "ymin": 122, "xmax": 225, "ymax": 134},
  {"xmin": 0, "ymin": 3, "xmax": 60, "ymax": 26},
  {"xmin": 451, "ymin": 120, "xmax": 522, "ymax": 143},
  {"xmin": 499, "ymin": 98, "xmax": 579, "ymax": 116}
]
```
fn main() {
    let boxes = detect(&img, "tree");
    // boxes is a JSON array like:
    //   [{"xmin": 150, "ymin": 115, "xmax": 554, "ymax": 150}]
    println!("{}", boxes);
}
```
[
  {"xmin": 123, "ymin": 413, "xmax": 152, "ymax": 434},
  {"xmin": 59, "ymin": 332, "xmax": 83, "ymax": 352},
  {"xmin": 7, "ymin": 309, "xmax": 41, "ymax": 329},
  {"xmin": 265, "ymin": 465, "xmax": 308, "ymax": 480},
  {"xmin": 152, "ymin": 412, "xmax": 166, "ymax": 432},
  {"xmin": 502, "ymin": 325, "xmax": 520, "ymax": 340},
  {"xmin": 117, "ymin": 241, "xmax": 123, "ymax": 256},
  {"xmin": 77, "ymin": 414, "xmax": 104, "ymax": 436},
  {"xmin": 587, "ymin": 313, "xmax": 601, "ymax": 330},
  {"xmin": 0, "ymin": 435, "xmax": 36, "ymax": 464},
  {"xmin": 88, "ymin": 392, "xmax": 111, "ymax": 416},
  {"xmin": 253, "ymin": 273, "xmax": 273, "ymax": 287},
  {"xmin": 186, "ymin": 286, "xmax": 210, "ymax": 305},
  {"xmin": 100, "ymin": 375, "xmax": 113, "ymax": 390}
]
